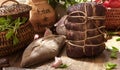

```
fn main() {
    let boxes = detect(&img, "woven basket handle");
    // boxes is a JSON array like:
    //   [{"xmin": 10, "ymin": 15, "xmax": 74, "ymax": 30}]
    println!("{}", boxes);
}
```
[{"xmin": 1, "ymin": 0, "xmax": 19, "ymax": 7}]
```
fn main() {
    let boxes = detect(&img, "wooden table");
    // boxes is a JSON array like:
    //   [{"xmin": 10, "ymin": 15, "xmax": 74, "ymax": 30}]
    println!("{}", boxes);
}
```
[{"xmin": 2, "ymin": 36, "xmax": 120, "ymax": 70}]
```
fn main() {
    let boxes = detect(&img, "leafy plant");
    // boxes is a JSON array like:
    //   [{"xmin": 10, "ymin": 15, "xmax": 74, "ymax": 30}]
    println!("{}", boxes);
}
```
[
  {"xmin": 110, "ymin": 46, "xmax": 119, "ymax": 58},
  {"xmin": 106, "ymin": 31, "xmax": 120, "ymax": 36},
  {"xmin": 116, "ymin": 38, "xmax": 120, "ymax": 41},
  {"xmin": 48, "ymin": 0, "xmax": 88, "ymax": 9},
  {"xmin": 105, "ymin": 62, "xmax": 117, "ymax": 70},
  {"xmin": 107, "ymin": 46, "xmax": 119, "ymax": 59},
  {"xmin": 105, "ymin": 46, "xmax": 118, "ymax": 70},
  {"xmin": 0, "ymin": 16, "xmax": 27, "ymax": 45},
  {"xmin": 58, "ymin": 64, "xmax": 68, "ymax": 68}
]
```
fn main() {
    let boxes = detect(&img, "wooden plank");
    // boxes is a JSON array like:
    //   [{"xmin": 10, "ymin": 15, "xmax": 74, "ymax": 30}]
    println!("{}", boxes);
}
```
[
  {"xmin": 2, "ymin": 67, "xmax": 29, "ymax": 70},
  {"xmin": 2, "ymin": 36, "xmax": 120, "ymax": 70}
]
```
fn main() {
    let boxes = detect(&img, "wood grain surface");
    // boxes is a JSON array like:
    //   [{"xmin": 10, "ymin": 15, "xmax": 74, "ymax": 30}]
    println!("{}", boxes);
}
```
[
  {"xmin": 1, "ymin": 1, "xmax": 119, "ymax": 70},
  {"xmin": 2, "ymin": 36, "xmax": 120, "ymax": 70}
]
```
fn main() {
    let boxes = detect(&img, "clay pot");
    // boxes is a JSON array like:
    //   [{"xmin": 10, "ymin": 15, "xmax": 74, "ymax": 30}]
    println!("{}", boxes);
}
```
[{"xmin": 27, "ymin": 0, "xmax": 56, "ymax": 34}]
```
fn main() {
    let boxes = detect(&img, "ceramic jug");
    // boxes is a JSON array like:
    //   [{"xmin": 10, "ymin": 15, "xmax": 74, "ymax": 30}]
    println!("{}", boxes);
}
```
[{"xmin": 27, "ymin": 0, "xmax": 56, "ymax": 34}]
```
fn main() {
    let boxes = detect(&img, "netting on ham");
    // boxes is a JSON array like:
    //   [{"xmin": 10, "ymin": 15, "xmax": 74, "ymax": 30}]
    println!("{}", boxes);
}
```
[{"xmin": 65, "ymin": 2, "xmax": 106, "ymax": 58}]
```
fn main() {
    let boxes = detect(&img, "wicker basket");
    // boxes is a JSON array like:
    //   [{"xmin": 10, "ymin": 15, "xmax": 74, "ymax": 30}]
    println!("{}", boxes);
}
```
[
  {"xmin": 0, "ymin": 21, "xmax": 34, "ymax": 56},
  {"xmin": 0, "ymin": 0, "xmax": 34, "ymax": 56},
  {"xmin": 105, "ymin": 8, "xmax": 120, "ymax": 30},
  {"xmin": 0, "ymin": 0, "xmax": 32, "ymax": 19}
]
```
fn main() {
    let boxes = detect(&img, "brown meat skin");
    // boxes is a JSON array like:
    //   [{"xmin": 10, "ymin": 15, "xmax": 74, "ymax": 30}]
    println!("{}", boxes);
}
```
[{"xmin": 65, "ymin": 2, "xmax": 106, "ymax": 58}]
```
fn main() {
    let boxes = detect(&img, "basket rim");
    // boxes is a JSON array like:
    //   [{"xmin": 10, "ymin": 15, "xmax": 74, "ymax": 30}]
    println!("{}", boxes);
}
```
[{"xmin": 0, "ymin": 3, "xmax": 32, "ymax": 16}]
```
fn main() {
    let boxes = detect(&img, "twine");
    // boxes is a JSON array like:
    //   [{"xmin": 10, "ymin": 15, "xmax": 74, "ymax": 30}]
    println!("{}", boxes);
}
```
[
  {"xmin": 65, "ymin": 3, "xmax": 106, "ymax": 56},
  {"xmin": 64, "ymin": 3, "xmax": 105, "ymax": 35},
  {"xmin": 0, "ymin": 0, "xmax": 19, "ymax": 7}
]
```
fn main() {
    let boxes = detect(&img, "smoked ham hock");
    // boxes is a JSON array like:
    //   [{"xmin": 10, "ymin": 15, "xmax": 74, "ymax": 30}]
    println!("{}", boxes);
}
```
[{"xmin": 56, "ymin": 2, "xmax": 106, "ymax": 58}]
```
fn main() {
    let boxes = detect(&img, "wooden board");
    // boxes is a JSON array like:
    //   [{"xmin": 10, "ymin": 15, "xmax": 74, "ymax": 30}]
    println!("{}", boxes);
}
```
[{"xmin": 2, "ymin": 36, "xmax": 120, "ymax": 70}]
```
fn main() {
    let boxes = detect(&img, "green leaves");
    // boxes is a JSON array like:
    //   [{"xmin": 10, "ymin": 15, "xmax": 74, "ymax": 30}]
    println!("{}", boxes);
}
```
[
  {"xmin": 105, "ymin": 36, "xmax": 120, "ymax": 70},
  {"xmin": 58, "ymin": 64, "xmax": 68, "ymax": 68},
  {"xmin": 106, "ymin": 31, "xmax": 120, "ymax": 36},
  {"xmin": 62, "ymin": 0, "xmax": 86, "ymax": 9},
  {"xmin": 110, "ymin": 52, "xmax": 117, "ymax": 58},
  {"xmin": 13, "ymin": 35, "xmax": 19, "ymax": 45},
  {"xmin": 111, "ymin": 46, "xmax": 119, "ymax": 52},
  {"xmin": 0, "ymin": 17, "xmax": 11, "ymax": 31},
  {"xmin": 107, "ymin": 46, "xmax": 119, "ymax": 59},
  {"xmin": 0, "ymin": 16, "xmax": 27, "ymax": 45},
  {"xmin": 107, "ymin": 32, "xmax": 117, "ymax": 35},
  {"xmin": 0, "ymin": 17, "xmax": 7, "ymax": 25},
  {"xmin": 105, "ymin": 62, "xmax": 117, "ymax": 70},
  {"xmin": 21, "ymin": 17, "xmax": 28, "ymax": 24},
  {"xmin": 110, "ymin": 46, "xmax": 119, "ymax": 58},
  {"xmin": 105, "ymin": 46, "xmax": 118, "ymax": 69},
  {"xmin": 5, "ymin": 29, "xmax": 14, "ymax": 40},
  {"xmin": 116, "ymin": 38, "xmax": 120, "ymax": 41}
]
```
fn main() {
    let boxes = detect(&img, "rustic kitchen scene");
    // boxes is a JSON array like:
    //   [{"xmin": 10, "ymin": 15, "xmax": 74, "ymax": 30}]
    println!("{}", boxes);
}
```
[{"xmin": 0, "ymin": 0, "xmax": 120, "ymax": 70}]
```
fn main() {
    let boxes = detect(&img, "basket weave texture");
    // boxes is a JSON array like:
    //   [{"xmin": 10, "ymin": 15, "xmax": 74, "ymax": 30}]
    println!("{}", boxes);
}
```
[
  {"xmin": 0, "ymin": 0, "xmax": 34, "ymax": 56},
  {"xmin": 105, "ymin": 8, "xmax": 120, "ymax": 30},
  {"xmin": 0, "ymin": 0, "xmax": 32, "ymax": 18},
  {"xmin": 0, "ymin": 21, "xmax": 34, "ymax": 56}
]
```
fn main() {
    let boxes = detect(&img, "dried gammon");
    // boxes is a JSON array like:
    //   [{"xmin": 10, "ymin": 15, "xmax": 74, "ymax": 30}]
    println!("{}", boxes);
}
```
[{"xmin": 56, "ymin": 2, "xmax": 106, "ymax": 58}]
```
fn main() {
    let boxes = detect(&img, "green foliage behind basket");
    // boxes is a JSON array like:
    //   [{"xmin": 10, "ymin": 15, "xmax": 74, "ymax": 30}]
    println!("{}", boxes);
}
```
[{"xmin": 48, "ymin": 0, "xmax": 88, "ymax": 9}]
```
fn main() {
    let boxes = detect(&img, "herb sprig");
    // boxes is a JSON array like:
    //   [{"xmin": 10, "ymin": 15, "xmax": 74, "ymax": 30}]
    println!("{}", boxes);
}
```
[
  {"xmin": 106, "ymin": 46, "xmax": 119, "ymax": 59},
  {"xmin": 58, "ymin": 64, "xmax": 68, "ymax": 68},
  {"xmin": 0, "ymin": 16, "xmax": 27, "ymax": 45},
  {"xmin": 105, "ymin": 62, "xmax": 117, "ymax": 70},
  {"xmin": 116, "ymin": 38, "xmax": 120, "ymax": 41},
  {"xmin": 105, "ymin": 46, "xmax": 119, "ymax": 70},
  {"xmin": 110, "ymin": 46, "xmax": 119, "ymax": 58}
]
